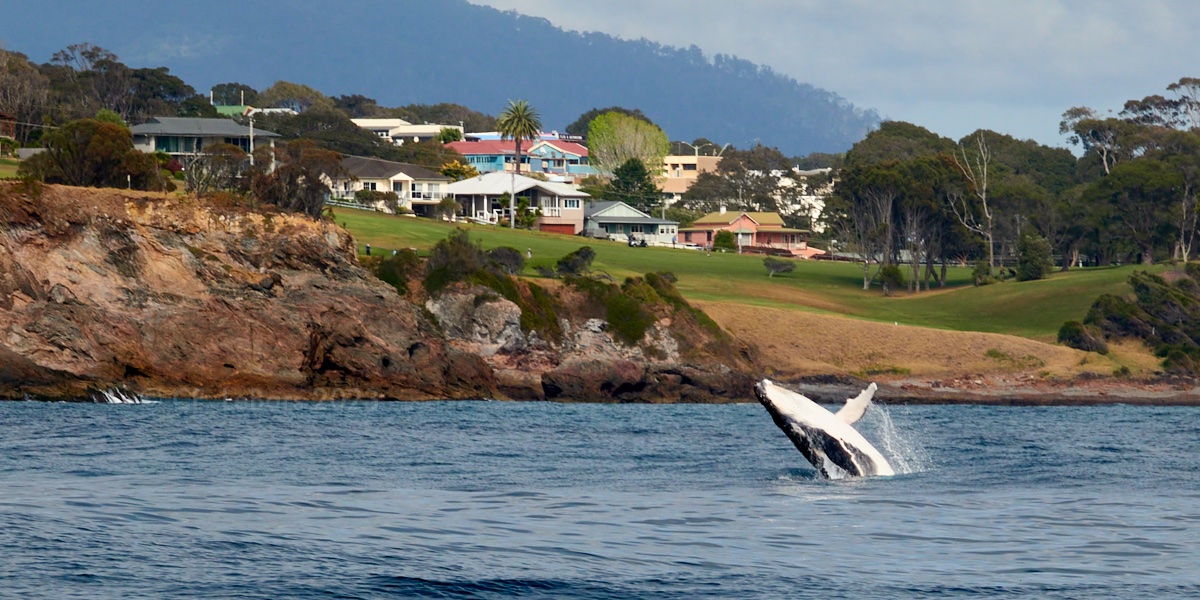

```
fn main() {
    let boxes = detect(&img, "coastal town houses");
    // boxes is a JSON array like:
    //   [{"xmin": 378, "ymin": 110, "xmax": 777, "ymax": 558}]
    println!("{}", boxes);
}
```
[
  {"xmin": 352, "ymin": 118, "xmax": 463, "ymax": 146},
  {"xmin": 130, "ymin": 117, "xmax": 280, "ymax": 160},
  {"xmin": 583, "ymin": 200, "xmax": 679, "ymax": 245},
  {"xmin": 659, "ymin": 154, "xmax": 721, "ymax": 204},
  {"xmin": 680, "ymin": 207, "xmax": 823, "ymax": 258},
  {"xmin": 445, "ymin": 138, "xmax": 595, "ymax": 182},
  {"xmin": 446, "ymin": 171, "xmax": 589, "ymax": 234},
  {"xmin": 327, "ymin": 155, "xmax": 451, "ymax": 216}
]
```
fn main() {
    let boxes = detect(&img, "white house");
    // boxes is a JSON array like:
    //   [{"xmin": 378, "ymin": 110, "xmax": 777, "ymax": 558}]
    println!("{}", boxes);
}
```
[
  {"xmin": 447, "ymin": 171, "xmax": 589, "ymax": 235},
  {"xmin": 328, "ymin": 155, "xmax": 451, "ymax": 216},
  {"xmin": 351, "ymin": 118, "xmax": 463, "ymax": 146}
]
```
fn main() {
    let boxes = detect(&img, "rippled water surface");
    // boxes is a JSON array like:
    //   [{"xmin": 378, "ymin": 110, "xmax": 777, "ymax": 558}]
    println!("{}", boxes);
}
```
[{"xmin": 2, "ymin": 400, "xmax": 1199, "ymax": 598}]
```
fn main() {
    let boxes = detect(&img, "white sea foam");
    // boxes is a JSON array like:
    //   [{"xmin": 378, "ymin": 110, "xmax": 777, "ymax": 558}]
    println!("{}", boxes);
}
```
[{"xmin": 91, "ymin": 388, "xmax": 157, "ymax": 404}]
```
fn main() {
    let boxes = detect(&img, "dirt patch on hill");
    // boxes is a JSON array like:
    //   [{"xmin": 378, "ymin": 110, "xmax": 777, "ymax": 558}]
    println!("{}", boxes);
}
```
[{"xmin": 695, "ymin": 300, "xmax": 1116, "ymax": 380}]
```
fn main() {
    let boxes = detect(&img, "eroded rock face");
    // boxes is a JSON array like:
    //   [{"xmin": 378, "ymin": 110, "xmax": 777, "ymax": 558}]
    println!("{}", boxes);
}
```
[
  {"xmin": 0, "ymin": 184, "xmax": 753, "ymax": 402},
  {"xmin": 427, "ymin": 284, "xmax": 753, "ymax": 403},
  {"xmin": 0, "ymin": 184, "xmax": 493, "ymax": 401}
]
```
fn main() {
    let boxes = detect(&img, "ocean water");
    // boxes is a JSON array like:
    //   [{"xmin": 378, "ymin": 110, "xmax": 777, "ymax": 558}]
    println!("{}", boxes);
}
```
[{"xmin": 1, "ymin": 399, "xmax": 1198, "ymax": 599}]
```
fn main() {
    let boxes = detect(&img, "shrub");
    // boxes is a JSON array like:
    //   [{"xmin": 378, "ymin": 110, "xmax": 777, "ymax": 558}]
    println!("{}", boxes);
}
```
[
  {"xmin": 487, "ymin": 246, "xmax": 525, "ymax": 274},
  {"xmin": 1057, "ymin": 320, "xmax": 1109, "ymax": 354},
  {"xmin": 972, "ymin": 260, "xmax": 995, "ymax": 286},
  {"xmin": 713, "ymin": 230, "xmax": 736, "ymax": 251},
  {"xmin": 763, "ymin": 256, "xmax": 795, "ymax": 277},
  {"xmin": 879, "ymin": 264, "xmax": 905, "ymax": 295},
  {"xmin": 1017, "ymin": 232, "xmax": 1056, "ymax": 282},
  {"xmin": 424, "ymin": 229, "xmax": 486, "ymax": 294},
  {"xmin": 373, "ymin": 249, "xmax": 421, "ymax": 295},
  {"xmin": 556, "ymin": 246, "xmax": 595, "ymax": 276}
]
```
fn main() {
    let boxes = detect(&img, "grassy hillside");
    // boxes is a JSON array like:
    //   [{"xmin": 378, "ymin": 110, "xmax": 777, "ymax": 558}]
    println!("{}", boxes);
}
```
[
  {"xmin": 0, "ymin": 158, "xmax": 19, "ymax": 179},
  {"xmin": 335, "ymin": 209, "xmax": 1150, "ymax": 343}
]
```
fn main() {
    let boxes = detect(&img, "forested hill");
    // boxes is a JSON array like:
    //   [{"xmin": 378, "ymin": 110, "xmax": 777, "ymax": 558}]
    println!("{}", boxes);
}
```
[{"xmin": 0, "ymin": 0, "xmax": 878, "ymax": 155}]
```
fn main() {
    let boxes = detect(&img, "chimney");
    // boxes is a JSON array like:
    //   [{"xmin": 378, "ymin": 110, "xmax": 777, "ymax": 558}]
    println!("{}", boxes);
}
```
[{"xmin": 719, "ymin": 204, "xmax": 726, "ymax": 215}]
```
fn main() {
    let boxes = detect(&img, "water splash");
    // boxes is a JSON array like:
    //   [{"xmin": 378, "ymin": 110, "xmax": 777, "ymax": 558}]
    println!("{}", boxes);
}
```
[
  {"xmin": 861, "ymin": 403, "xmax": 933, "ymax": 475},
  {"xmin": 91, "ymin": 388, "xmax": 156, "ymax": 404}
]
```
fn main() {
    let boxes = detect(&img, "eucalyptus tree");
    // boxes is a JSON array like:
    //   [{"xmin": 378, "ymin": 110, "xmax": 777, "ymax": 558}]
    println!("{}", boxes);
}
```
[
  {"xmin": 586, "ymin": 111, "xmax": 669, "ymax": 175},
  {"xmin": 497, "ymin": 99, "xmax": 541, "ymax": 175}
]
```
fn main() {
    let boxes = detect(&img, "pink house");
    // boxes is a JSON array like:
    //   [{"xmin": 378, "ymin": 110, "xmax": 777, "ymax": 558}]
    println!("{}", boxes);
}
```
[{"xmin": 680, "ymin": 209, "xmax": 821, "ymax": 257}]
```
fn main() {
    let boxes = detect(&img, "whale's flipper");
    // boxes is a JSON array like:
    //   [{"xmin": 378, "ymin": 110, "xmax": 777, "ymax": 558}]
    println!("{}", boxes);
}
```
[{"xmin": 835, "ymin": 382, "xmax": 877, "ymax": 425}]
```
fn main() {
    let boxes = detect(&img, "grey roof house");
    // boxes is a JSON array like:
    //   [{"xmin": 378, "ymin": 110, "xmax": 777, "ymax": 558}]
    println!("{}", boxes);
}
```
[
  {"xmin": 328, "ymin": 155, "xmax": 452, "ymax": 216},
  {"xmin": 130, "ymin": 117, "xmax": 280, "ymax": 158},
  {"xmin": 583, "ymin": 200, "xmax": 679, "ymax": 245}
]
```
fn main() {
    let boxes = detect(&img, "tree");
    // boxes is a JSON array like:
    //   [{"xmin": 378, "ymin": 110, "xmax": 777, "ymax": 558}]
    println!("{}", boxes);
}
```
[
  {"xmin": 1084, "ymin": 158, "xmax": 1179, "ymax": 264},
  {"xmin": 257, "ymin": 80, "xmax": 328, "ymax": 112},
  {"xmin": 587, "ymin": 111, "xmax": 669, "ymax": 175},
  {"xmin": 433, "ymin": 197, "xmax": 459, "ymax": 221},
  {"xmin": 713, "ymin": 230, "xmax": 737, "ymax": 251},
  {"xmin": 440, "ymin": 159, "xmax": 479, "ymax": 181},
  {"xmin": 393, "ymin": 102, "xmax": 496, "ymax": 133},
  {"xmin": 250, "ymin": 139, "xmax": 346, "ymax": 218},
  {"xmin": 828, "ymin": 162, "xmax": 903, "ymax": 290},
  {"xmin": 19, "ymin": 118, "xmax": 169, "ymax": 190},
  {"xmin": 184, "ymin": 142, "xmax": 247, "ymax": 197},
  {"xmin": 556, "ymin": 246, "xmax": 595, "ymax": 276},
  {"xmin": 497, "ymin": 99, "xmax": 541, "ymax": 176},
  {"xmin": 763, "ymin": 257, "xmax": 795, "ymax": 277},
  {"xmin": 332, "ymin": 93, "xmax": 380, "ymax": 117},
  {"xmin": 436, "ymin": 127, "xmax": 463, "ymax": 143},
  {"xmin": 1016, "ymin": 232, "xmax": 1054, "ymax": 281},
  {"xmin": 606, "ymin": 158, "xmax": 661, "ymax": 213},
  {"xmin": 0, "ymin": 48, "xmax": 50, "ymax": 145},
  {"xmin": 949, "ymin": 131, "xmax": 998, "ymax": 271},
  {"xmin": 211, "ymin": 82, "xmax": 258, "ymax": 106},
  {"xmin": 566, "ymin": 106, "xmax": 655, "ymax": 137}
]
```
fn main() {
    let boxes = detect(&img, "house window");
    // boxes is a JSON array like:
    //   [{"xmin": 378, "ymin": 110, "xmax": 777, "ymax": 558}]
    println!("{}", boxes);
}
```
[
  {"xmin": 393, "ymin": 182, "xmax": 403, "ymax": 192},
  {"xmin": 632, "ymin": 224, "xmax": 643, "ymax": 233},
  {"xmin": 363, "ymin": 182, "xmax": 377, "ymax": 191},
  {"xmin": 564, "ymin": 198, "xmax": 580, "ymax": 209},
  {"xmin": 412, "ymin": 183, "xmax": 423, "ymax": 198},
  {"xmin": 683, "ymin": 164, "xmax": 697, "ymax": 171},
  {"xmin": 429, "ymin": 183, "xmax": 441, "ymax": 197}
]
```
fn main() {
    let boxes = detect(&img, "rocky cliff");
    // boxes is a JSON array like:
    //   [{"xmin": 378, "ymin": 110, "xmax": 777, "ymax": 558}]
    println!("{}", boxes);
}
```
[{"xmin": 0, "ymin": 183, "xmax": 753, "ymax": 401}]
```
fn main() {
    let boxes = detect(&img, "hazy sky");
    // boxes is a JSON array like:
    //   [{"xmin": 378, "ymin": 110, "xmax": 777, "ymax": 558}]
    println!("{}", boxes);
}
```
[{"xmin": 470, "ymin": 0, "xmax": 1199, "ymax": 150}]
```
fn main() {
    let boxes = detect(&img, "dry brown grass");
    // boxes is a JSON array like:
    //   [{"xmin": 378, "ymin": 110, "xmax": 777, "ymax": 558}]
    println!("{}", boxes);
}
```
[{"xmin": 697, "ymin": 300, "xmax": 1142, "ymax": 380}]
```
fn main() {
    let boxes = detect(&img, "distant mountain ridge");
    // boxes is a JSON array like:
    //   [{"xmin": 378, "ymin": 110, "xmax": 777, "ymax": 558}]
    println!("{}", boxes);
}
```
[{"xmin": 0, "ymin": 0, "xmax": 878, "ymax": 155}]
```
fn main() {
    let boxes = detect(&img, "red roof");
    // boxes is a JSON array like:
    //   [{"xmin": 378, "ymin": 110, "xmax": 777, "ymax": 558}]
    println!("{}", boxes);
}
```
[
  {"xmin": 446, "ymin": 140, "xmax": 535, "ymax": 155},
  {"xmin": 446, "ymin": 139, "xmax": 589, "ymax": 157}
]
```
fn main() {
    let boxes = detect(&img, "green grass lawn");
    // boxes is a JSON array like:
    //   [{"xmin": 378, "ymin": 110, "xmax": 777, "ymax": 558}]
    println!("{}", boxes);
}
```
[
  {"xmin": 0, "ymin": 158, "xmax": 20, "ymax": 179},
  {"xmin": 334, "ymin": 208, "xmax": 1149, "ymax": 341}
]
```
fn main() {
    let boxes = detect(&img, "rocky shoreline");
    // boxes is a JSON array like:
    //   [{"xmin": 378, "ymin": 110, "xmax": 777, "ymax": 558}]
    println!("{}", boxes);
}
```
[{"xmin": 786, "ymin": 374, "xmax": 1200, "ymax": 406}]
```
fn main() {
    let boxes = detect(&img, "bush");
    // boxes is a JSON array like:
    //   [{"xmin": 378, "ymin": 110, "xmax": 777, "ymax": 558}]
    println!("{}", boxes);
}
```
[
  {"xmin": 1057, "ymin": 320, "xmax": 1109, "ymax": 354},
  {"xmin": 972, "ymin": 260, "xmax": 995, "ymax": 286},
  {"xmin": 487, "ymin": 246, "xmax": 525, "ymax": 275},
  {"xmin": 763, "ymin": 257, "xmax": 795, "ymax": 277},
  {"xmin": 424, "ymin": 229, "xmax": 486, "ymax": 294},
  {"xmin": 556, "ymin": 246, "xmax": 595, "ymax": 276},
  {"xmin": 713, "ymin": 230, "xmax": 736, "ymax": 251},
  {"xmin": 879, "ymin": 264, "xmax": 905, "ymax": 295},
  {"xmin": 372, "ymin": 249, "xmax": 421, "ymax": 295},
  {"xmin": 1016, "ymin": 232, "xmax": 1055, "ymax": 281}
]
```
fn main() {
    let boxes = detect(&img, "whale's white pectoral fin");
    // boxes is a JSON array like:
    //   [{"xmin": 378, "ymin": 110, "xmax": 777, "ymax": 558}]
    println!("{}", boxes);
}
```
[{"xmin": 835, "ymin": 382, "xmax": 877, "ymax": 425}]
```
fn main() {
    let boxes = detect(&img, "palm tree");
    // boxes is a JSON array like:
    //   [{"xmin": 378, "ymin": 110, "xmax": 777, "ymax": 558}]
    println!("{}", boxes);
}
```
[{"xmin": 497, "ymin": 100, "xmax": 541, "ymax": 175}]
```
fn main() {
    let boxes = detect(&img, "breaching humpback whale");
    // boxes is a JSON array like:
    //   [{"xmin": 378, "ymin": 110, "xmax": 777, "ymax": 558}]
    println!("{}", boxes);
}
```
[{"xmin": 754, "ymin": 379, "xmax": 895, "ymax": 478}]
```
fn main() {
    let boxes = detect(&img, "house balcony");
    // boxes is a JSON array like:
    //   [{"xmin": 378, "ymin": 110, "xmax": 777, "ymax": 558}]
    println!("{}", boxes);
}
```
[{"xmin": 329, "ymin": 190, "xmax": 447, "ymax": 202}]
